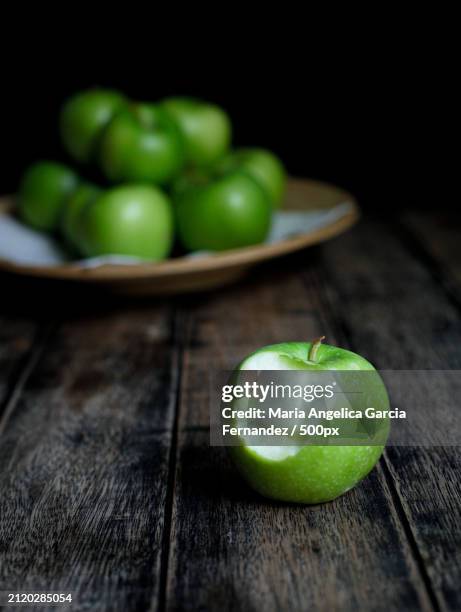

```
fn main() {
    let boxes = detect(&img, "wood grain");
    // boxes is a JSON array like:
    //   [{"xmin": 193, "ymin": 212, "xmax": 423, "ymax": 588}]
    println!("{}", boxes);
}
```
[
  {"xmin": 401, "ymin": 211, "xmax": 461, "ymax": 304},
  {"xmin": 316, "ymin": 217, "xmax": 461, "ymax": 610},
  {"xmin": 0, "ymin": 212, "xmax": 459, "ymax": 611},
  {"xmin": 177, "ymin": 260, "xmax": 324, "ymax": 428},
  {"xmin": 0, "ymin": 315, "xmax": 42, "ymax": 421},
  {"xmin": 164, "ymin": 254, "xmax": 434, "ymax": 611},
  {"xmin": 0, "ymin": 306, "xmax": 178, "ymax": 611},
  {"xmin": 165, "ymin": 434, "xmax": 432, "ymax": 612}
]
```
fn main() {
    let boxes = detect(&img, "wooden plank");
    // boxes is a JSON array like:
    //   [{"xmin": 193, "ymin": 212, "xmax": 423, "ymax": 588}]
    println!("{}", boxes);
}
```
[
  {"xmin": 165, "ymin": 259, "xmax": 433, "ymax": 611},
  {"xmin": 385, "ymin": 445, "xmax": 461, "ymax": 610},
  {"xmin": 0, "ymin": 306, "xmax": 178, "ymax": 611},
  {"xmin": 314, "ymin": 220, "xmax": 461, "ymax": 369},
  {"xmin": 0, "ymin": 313, "xmax": 41, "ymax": 416},
  {"xmin": 401, "ymin": 211, "xmax": 461, "ymax": 303},
  {"xmin": 395, "ymin": 212, "xmax": 461, "ymax": 610},
  {"xmin": 167, "ymin": 430, "xmax": 435, "ymax": 612},
  {"xmin": 178, "ymin": 268, "xmax": 322, "ymax": 428},
  {"xmin": 316, "ymin": 218, "xmax": 461, "ymax": 610}
]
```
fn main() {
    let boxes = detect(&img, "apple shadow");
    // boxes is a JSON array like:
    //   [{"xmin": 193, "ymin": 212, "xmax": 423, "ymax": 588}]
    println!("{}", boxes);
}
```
[
  {"xmin": 177, "ymin": 433, "xmax": 333, "ymax": 510},
  {"xmin": 178, "ymin": 439, "xmax": 262, "ymax": 505},
  {"xmin": 177, "ymin": 431, "xmax": 378, "ymax": 510}
]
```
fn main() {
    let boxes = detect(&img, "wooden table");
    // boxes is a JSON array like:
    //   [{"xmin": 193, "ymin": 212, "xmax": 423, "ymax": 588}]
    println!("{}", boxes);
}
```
[{"xmin": 0, "ymin": 212, "xmax": 460, "ymax": 611}]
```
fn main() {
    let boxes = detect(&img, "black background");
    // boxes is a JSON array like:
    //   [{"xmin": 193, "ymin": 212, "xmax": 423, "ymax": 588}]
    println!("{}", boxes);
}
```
[{"xmin": 0, "ymin": 26, "xmax": 454, "ymax": 213}]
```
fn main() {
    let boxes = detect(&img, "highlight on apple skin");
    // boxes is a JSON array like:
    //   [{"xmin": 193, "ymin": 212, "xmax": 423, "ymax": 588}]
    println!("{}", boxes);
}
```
[
  {"xmin": 229, "ymin": 338, "xmax": 390, "ymax": 504},
  {"xmin": 174, "ymin": 169, "xmax": 272, "ymax": 251},
  {"xmin": 77, "ymin": 185, "xmax": 174, "ymax": 261},
  {"xmin": 99, "ymin": 103, "xmax": 184, "ymax": 185}
]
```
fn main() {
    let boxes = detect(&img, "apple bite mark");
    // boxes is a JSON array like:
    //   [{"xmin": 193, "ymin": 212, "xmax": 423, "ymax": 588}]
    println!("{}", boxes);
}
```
[
  {"xmin": 237, "ymin": 340, "xmax": 330, "ymax": 461},
  {"xmin": 240, "ymin": 338, "xmax": 330, "ymax": 371},
  {"xmin": 246, "ymin": 446, "xmax": 301, "ymax": 461},
  {"xmin": 240, "ymin": 351, "xmax": 298, "ymax": 371}
]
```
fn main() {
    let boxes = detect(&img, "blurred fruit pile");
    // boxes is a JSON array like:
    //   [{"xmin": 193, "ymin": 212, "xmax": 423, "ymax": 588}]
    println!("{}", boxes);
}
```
[{"xmin": 17, "ymin": 89, "xmax": 286, "ymax": 261}]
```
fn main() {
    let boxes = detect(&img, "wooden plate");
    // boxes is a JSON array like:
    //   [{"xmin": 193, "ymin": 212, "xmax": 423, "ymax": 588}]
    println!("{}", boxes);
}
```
[{"xmin": 0, "ymin": 178, "xmax": 359, "ymax": 295}]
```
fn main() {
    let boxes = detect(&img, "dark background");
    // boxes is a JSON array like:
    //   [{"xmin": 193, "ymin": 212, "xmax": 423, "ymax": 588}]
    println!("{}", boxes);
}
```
[{"xmin": 0, "ymin": 30, "xmax": 454, "ymax": 213}]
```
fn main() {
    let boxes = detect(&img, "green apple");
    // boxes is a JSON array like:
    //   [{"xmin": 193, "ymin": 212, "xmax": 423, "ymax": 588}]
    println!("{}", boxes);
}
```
[
  {"xmin": 61, "ymin": 182, "xmax": 101, "ymax": 250},
  {"xmin": 230, "ymin": 338, "xmax": 390, "ymax": 504},
  {"xmin": 161, "ymin": 97, "xmax": 231, "ymax": 167},
  {"xmin": 60, "ymin": 88, "xmax": 126, "ymax": 163},
  {"xmin": 18, "ymin": 161, "xmax": 79, "ymax": 231},
  {"xmin": 218, "ymin": 148, "xmax": 286, "ymax": 208},
  {"xmin": 78, "ymin": 185, "xmax": 173, "ymax": 260},
  {"xmin": 99, "ymin": 103, "xmax": 183, "ymax": 185},
  {"xmin": 174, "ymin": 169, "xmax": 272, "ymax": 251}
]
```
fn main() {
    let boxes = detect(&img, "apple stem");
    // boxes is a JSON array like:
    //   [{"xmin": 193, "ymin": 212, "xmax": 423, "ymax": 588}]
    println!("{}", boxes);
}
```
[{"xmin": 308, "ymin": 336, "xmax": 325, "ymax": 362}]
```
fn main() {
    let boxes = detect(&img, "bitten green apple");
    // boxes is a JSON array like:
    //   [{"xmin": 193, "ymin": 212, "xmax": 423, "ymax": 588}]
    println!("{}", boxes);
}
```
[
  {"xmin": 60, "ymin": 88, "xmax": 126, "ymax": 163},
  {"xmin": 161, "ymin": 97, "xmax": 231, "ymax": 167},
  {"xmin": 99, "ymin": 103, "xmax": 183, "ymax": 185},
  {"xmin": 78, "ymin": 185, "xmax": 173, "ymax": 260},
  {"xmin": 230, "ymin": 338, "xmax": 390, "ymax": 504},
  {"xmin": 218, "ymin": 148, "xmax": 286, "ymax": 208},
  {"xmin": 61, "ymin": 182, "xmax": 101, "ymax": 250},
  {"xmin": 174, "ymin": 169, "xmax": 272, "ymax": 251},
  {"xmin": 18, "ymin": 161, "xmax": 79, "ymax": 231}
]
